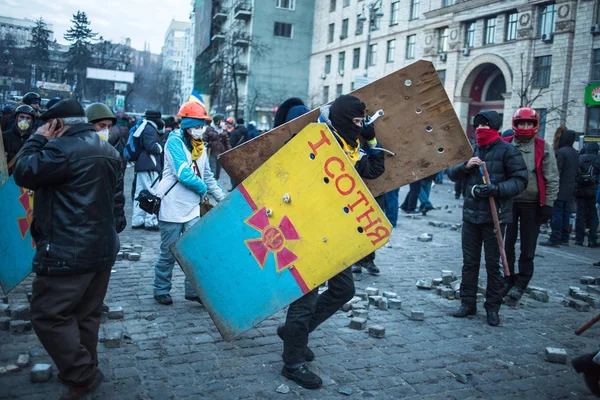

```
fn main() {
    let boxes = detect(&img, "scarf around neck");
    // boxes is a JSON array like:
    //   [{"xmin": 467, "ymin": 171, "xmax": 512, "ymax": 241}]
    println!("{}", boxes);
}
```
[
  {"xmin": 475, "ymin": 127, "xmax": 500, "ymax": 147},
  {"xmin": 190, "ymin": 137, "xmax": 205, "ymax": 161}
]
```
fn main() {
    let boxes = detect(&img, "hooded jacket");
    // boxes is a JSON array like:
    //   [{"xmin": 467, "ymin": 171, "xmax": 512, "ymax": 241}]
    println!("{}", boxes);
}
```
[
  {"xmin": 204, "ymin": 124, "xmax": 231, "ymax": 155},
  {"xmin": 2, "ymin": 121, "xmax": 34, "ymax": 173},
  {"xmin": 575, "ymin": 142, "xmax": 600, "ymax": 198},
  {"xmin": 555, "ymin": 129, "xmax": 579, "ymax": 201},
  {"xmin": 134, "ymin": 120, "xmax": 163, "ymax": 173}
]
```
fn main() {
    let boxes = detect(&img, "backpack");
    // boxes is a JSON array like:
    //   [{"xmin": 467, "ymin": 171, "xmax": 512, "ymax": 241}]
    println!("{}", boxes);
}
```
[
  {"xmin": 124, "ymin": 120, "xmax": 147, "ymax": 161},
  {"xmin": 577, "ymin": 163, "xmax": 598, "ymax": 186}
]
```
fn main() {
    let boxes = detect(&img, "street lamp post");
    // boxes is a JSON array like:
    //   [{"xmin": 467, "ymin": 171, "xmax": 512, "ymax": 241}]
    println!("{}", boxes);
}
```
[{"xmin": 358, "ymin": 0, "xmax": 384, "ymax": 78}]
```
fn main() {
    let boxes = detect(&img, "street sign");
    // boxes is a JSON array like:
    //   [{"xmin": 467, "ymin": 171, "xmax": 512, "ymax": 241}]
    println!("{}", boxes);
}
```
[
  {"xmin": 86, "ymin": 67, "xmax": 135, "ymax": 84},
  {"xmin": 114, "ymin": 82, "xmax": 128, "ymax": 92},
  {"xmin": 36, "ymin": 81, "xmax": 71, "ymax": 92},
  {"xmin": 116, "ymin": 95, "xmax": 125, "ymax": 109},
  {"xmin": 171, "ymin": 123, "xmax": 392, "ymax": 340},
  {"xmin": 585, "ymin": 83, "xmax": 600, "ymax": 106}
]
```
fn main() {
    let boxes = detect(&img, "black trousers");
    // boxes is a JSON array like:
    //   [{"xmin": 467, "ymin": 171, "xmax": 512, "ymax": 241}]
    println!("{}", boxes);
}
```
[
  {"xmin": 282, "ymin": 267, "xmax": 355, "ymax": 366},
  {"xmin": 401, "ymin": 181, "xmax": 421, "ymax": 212},
  {"xmin": 460, "ymin": 220, "xmax": 505, "ymax": 311},
  {"xmin": 576, "ymin": 197, "xmax": 599, "ymax": 245},
  {"xmin": 505, "ymin": 202, "xmax": 541, "ymax": 291},
  {"xmin": 30, "ymin": 268, "xmax": 111, "ymax": 386}
]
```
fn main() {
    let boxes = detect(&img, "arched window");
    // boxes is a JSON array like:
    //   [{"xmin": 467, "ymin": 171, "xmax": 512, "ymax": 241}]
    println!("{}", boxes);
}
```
[{"xmin": 485, "ymin": 74, "xmax": 506, "ymax": 101}]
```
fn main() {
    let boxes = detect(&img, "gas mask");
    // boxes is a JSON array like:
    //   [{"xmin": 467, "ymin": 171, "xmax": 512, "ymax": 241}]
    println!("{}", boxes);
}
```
[
  {"xmin": 190, "ymin": 126, "xmax": 207, "ymax": 140},
  {"xmin": 17, "ymin": 120, "xmax": 30, "ymax": 131},
  {"xmin": 97, "ymin": 129, "xmax": 109, "ymax": 141}
]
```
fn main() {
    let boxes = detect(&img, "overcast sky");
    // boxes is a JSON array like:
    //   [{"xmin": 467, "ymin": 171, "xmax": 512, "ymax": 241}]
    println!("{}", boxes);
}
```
[{"xmin": 1, "ymin": 0, "xmax": 193, "ymax": 53}]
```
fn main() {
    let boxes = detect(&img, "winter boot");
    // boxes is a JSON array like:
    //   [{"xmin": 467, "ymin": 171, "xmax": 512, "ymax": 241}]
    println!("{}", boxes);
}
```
[
  {"xmin": 281, "ymin": 364, "xmax": 322, "ymax": 389},
  {"xmin": 451, "ymin": 304, "xmax": 476, "ymax": 318},
  {"xmin": 486, "ymin": 309, "xmax": 500, "ymax": 326}
]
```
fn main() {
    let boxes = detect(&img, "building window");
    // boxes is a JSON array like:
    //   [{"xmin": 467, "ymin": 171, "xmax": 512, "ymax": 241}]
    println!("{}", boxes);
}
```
[
  {"xmin": 323, "ymin": 86, "xmax": 330, "ymax": 103},
  {"xmin": 533, "ymin": 55, "xmax": 552, "ymax": 87},
  {"xmin": 386, "ymin": 39, "xmax": 396, "ymax": 63},
  {"xmin": 274, "ymin": 22, "xmax": 293, "ymax": 38},
  {"xmin": 506, "ymin": 12, "xmax": 518, "ymax": 41},
  {"xmin": 330, "ymin": 0, "xmax": 336, "ymax": 12},
  {"xmin": 353, "ymin": 48, "xmax": 361, "ymax": 69},
  {"xmin": 443, "ymin": 0, "xmax": 454, "ymax": 6},
  {"xmin": 338, "ymin": 51, "xmax": 345, "ymax": 72},
  {"xmin": 484, "ymin": 17, "xmax": 496, "ymax": 45},
  {"xmin": 328, "ymin": 23, "xmax": 335, "ymax": 43},
  {"xmin": 438, "ymin": 27, "xmax": 449, "ymax": 53},
  {"xmin": 465, "ymin": 22, "xmax": 476, "ymax": 48},
  {"xmin": 539, "ymin": 3, "xmax": 557, "ymax": 38},
  {"xmin": 438, "ymin": 69, "xmax": 446, "ymax": 86},
  {"xmin": 406, "ymin": 34, "xmax": 416, "ymax": 59},
  {"xmin": 336, "ymin": 84, "xmax": 343, "ymax": 97},
  {"xmin": 588, "ymin": 107, "xmax": 600, "ymax": 136},
  {"xmin": 341, "ymin": 18, "xmax": 349, "ymax": 39},
  {"xmin": 391, "ymin": 1, "xmax": 400, "ymax": 25},
  {"xmin": 368, "ymin": 43, "xmax": 377, "ymax": 66},
  {"xmin": 276, "ymin": 0, "xmax": 295, "ymax": 10},
  {"xmin": 410, "ymin": 0, "xmax": 420, "ymax": 20},
  {"xmin": 534, "ymin": 108, "xmax": 547, "ymax": 139},
  {"xmin": 325, "ymin": 55, "xmax": 332, "ymax": 74},
  {"xmin": 356, "ymin": 15, "xmax": 364, "ymax": 35},
  {"xmin": 373, "ymin": 15, "xmax": 383, "ymax": 30},
  {"xmin": 343, "ymin": 0, "xmax": 350, "ymax": 6},
  {"xmin": 593, "ymin": 49, "xmax": 600, "ymax": 81}
]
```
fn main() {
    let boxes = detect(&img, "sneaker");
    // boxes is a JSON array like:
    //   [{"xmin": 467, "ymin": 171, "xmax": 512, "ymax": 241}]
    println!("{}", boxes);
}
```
[
  {"xmin": 131, "ymin": 225, "xmax": 144, "ymax": 230},
  {"xmin": 59, "ymin": 370, "xmax": 104, "ymax": 400},
  {"xmin": 451, "ymin": 304, "xmax": 476, "ymax": 318},
  {"xmin": 351, "ymin": 265, "xmax": 362, "ymax": 274},
  {"xmin": 281, "ymin": 364, "xmax": 322, "ymax": 389},
  {"xmin": 421, "ymin": 206, "xmax": 434, "ymax": 216},
  {"xmin": 486, "ymin": 309, "xmax": 500, "ymax": 326},
  {"xmin": 539, "ymin": 240, "xmax": 560, "ymax": 247},
  {"xmin": 154, "ymin": 294, "xmax": 173, "ymax": 305},
  {"xmin": 358, "ymin": 260, "xmax": 380, "ymax": 275},
  {"xmin": 507, "ymin": 286, "xmax": 523, "ymax": 301},
  {"xmin": 185, "ymin": 296, "xmax": 203, "ymax": 305},
  {"xmin": 145, "ymin": 225, "xmax": 160, "ymax": 232},
  {"xmin": 276, "ymin": 325, "xmax": 315, "ymax": 362}
]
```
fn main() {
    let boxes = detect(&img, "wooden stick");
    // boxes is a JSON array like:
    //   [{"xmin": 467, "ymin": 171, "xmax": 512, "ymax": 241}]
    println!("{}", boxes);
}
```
[
  {"xmin": 575, "ymin": 312, "xmax": 600, "ymax": 335},
  {"xmin": 481, "ymin": 162, "xmax": 510, "ymax": 277}
]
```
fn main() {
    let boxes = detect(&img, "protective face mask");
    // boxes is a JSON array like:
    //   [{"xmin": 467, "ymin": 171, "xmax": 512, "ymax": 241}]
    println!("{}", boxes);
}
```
[
  {"xmin": 190, "ymin": 126, "xmax": 207, "ymax": 139},
  {"xmin": 219, "ymin": 121, "xmax": 225, "ymax": 128},
  {"xmin": 97, "ymin": 129, "xmax": 109, "ymax": 141},
  {"xmin": 18, "ymin": 120, "xmax": 30, "ymax": 131}
]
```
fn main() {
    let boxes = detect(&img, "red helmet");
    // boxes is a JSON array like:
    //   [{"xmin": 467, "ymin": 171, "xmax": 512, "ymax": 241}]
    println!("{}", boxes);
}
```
[{"xmin": 512, "ymin": 107, "xmax": 539, "ymax": 137}]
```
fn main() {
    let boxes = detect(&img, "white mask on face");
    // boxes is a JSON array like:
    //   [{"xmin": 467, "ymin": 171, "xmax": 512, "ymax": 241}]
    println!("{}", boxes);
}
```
[
  {"xmin": 190, "ymin": 126, "xmax": 207, "ymax": 139},
  {"xmin": 97, "ymin": 129, "xmax": 109, "ymax": 141},
  {"xmin": 18, "ymin": 120, "xmax": 30, "ymax": 131}
]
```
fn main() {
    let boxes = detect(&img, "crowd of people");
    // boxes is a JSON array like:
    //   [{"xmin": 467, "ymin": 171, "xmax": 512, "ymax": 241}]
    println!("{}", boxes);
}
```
[{"xmin": 2, "ymin": 91, "xmax": 600, "ymax": 397}]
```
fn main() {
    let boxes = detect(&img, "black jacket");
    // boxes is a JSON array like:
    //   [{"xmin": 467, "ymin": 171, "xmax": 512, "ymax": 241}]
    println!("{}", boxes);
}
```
[
  {"xmin": 13, "ymin": 124, "xmax": 124, "ymax": 276},
  {"xmin": 229, "ymin": 125, "xmax": 248, "ymax": 148},
  {"xmin": 448, "ymin": 139, "xmax": 528, "ymax": 224},
  {"xmin": 555, "ymin": 130, "xmax": 579, "ymax": 201},
  {"xmin": 109, "ymin": 125, "xmax": 128, "ymax": 232},
  {"xmin": 134, "ymin": 122, "xmax": 163, "ymax": 173},
  {"xmin": 2, "ymin": 125, "xmax": 33, "ymax": 174},
  {"xmin": 575, "ymin": 143, "xmax": 600, "ymax": 198}
]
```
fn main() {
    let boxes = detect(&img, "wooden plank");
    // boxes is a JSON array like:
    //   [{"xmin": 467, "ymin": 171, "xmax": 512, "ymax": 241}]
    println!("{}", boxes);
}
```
[
  {"xmin": 0, "ymin": 125, "xmax": 8, "ymax": 187},
  {"xmin": 220, "ymin": 60, "xmax": 473, "ymax": 197},
  {"xmin": 172, "ymin": 124, "xmax": 391, "ymax": 340}
]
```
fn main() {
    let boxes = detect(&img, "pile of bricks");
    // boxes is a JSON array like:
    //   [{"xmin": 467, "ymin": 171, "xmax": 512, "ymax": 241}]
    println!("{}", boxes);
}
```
[
  {"xmin": 0, "ymin": 297, "xmax": 32, "ymax": 333},
  {"xmin": 415, "ymin": 270, "xmax": 472, "ymax": 301},
  {"xmin": 562, "ymin": 278, "xmax": 600, "ymax": 312},
  {"xmin": 344, "ymin": 288, "xmax": 402, "ymax": 338},
  {"xmin": 116, "ymin": 243, "xmax": 143, "ymax": 262}
]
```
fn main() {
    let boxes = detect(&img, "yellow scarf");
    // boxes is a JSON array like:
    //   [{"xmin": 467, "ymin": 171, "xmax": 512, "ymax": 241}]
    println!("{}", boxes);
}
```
[
  {"xmin": 190, "ymin": 138, "xmax": 205, "ymax": 161},
  {"xmin": 332, "ymin": 130, "xmax": 360, "ymax": 166}
]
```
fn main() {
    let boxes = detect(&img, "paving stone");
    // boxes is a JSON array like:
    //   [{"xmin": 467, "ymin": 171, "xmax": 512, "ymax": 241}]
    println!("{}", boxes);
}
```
[
  {"xmin": 450, "ymin": 280, "xmax": 461, "ymax": 291},
  {"xmin": 365, "ymin": 287, "xmax": 379, "ymax": 296},
  {"xmin": 16, "ymin": 354, "xmax": 31, "ymax": 368},
  {"xmin": 441, "ymin": 288, "xmax": 455, "ymax": 300},
  {"xmin": 133, "ymin": 244, "xmax": 143, "ymax": 253},
  {"xmin": 436, "ymin": 286, "xmax": 444, "ymax": 296},
  {"xmin": 562, "ymin": 298, "xmax": 576, "ymax": 307},
  {"xmin": 455, "ymin": 373, "xmax": 469, "ymax": 384},
  {"xmin": 342, "ymin": 302, "xmax": 353, "ymax": 312},
  {"xmin": 450, "ymin": 224, "xmax": 461, "ymax": 231},
  {"xmin": 545, "ymin": 348, "xmax": 568, "ymax": 364},
  {"xmin": 388, "ymin": 299, "xmax": 402, "ymax": 310},
  {"xmin": 351, "ymin": 302, "xmax": 366, "ymax": 310},
  {"xmin": 349, "ymin": 317, "xmax": 367, "ymax": 330},
  {"xmin": 0, "ymin": 317, "xmax": 10, "ymax": 330},
  {"xmin": 338, "ymin": 386, "xmax": 353, "ymax": 395},
  {"xmin": 353, "ymin": 309, "xmax": 369, "ymax": 319},
  {"xmin": 5, "ymin": 364, "xmax": 20, "ymax": 373},
  {"xmin": 525, "ymin": 286, "xmax": 549, "ymax": 295},
  {"xmin": 416, "ymin": 278, "xmax": 433, "ymax": 290},
  {"xmin": 7, "ymin": 304, "xmax": 30, "ymax": 320},
  {"xmin": 530, "ymin": 290, "xmax": 549, "ymax": 303},
  {"xmin": 477, "ymin": 293, "xmax": 484, "ymax": 302},
  {"xmin": 586, "ymin": 285, "xmax": 600, "ymax": 296},
  {"xmin": 377, "ymin": 297, "xmax": 388, "ymax": 311},
  {"xmin": 569, "ymin": 286, "xmax": 581, "ymax": 297},
  {"xmin": 0, "ymin": 304, "xmax": 8, "ymax": 317},
  {"xmin": 581, "ymin": 276, "xmax": 596, "ymax": 284},
  {"xmin": 382, "ymin": 291, "xmax": 397, "ymax": 299},
  {"xmin": 144, "ymin": 312, "xmax": 158, "ymax": 321},
  {"xmin": 9, "ymin": 320, "xmax": 32, "ymax": 333},
  {"xmin": 104, "ymin": 327, "xmax": 124, "ymax": 348},
  {"xmin": 368, "ymin": 325, "xmax": 385, "ymax": 338},
  {"xmin": 505, "ymin": 297, "xmax": 520, "ymax": 307},
  {"xmin": 30, "ymin": 364, "xmax": 53, "ymax": 382},
  {"xmin": 442, "ymin": 270, "xmax": 455, "ymax": 285},
  {"xmin": 107, "ymin": 306, "xmax": 125, "ymax": 319},
  {"xmin": 432, "ymin": 278, "xmax": 443, "ymax": 286},
  {"xmin": 586, "ymin": 295, "xmax": 600, "ymax": 309},
  {"xmin": 572, "ymin": 291, "xmax": 590, "ymax": 302},
  {"xmin": 355, "ymin": 291, "xmax": 368, "ymax": 301},
  {"xmin": 368, "ymin": 295, "xmax": 383, "ymax": 307},
  {"xmin": 572, "ymin": 300, "xmax": 591, "ymax": 312},
  {"xmin": 116, "ymin": 252, "xmax": 124, "ymax": 261},
  {"xmin": 127, "ymin": 252, "xmax": 141, "ymax": 261},
  {"xmin": 411, "ymin": 310, "xmax": 424, "ymax": 321},
  {"xmin": 276, "ymin": 384, "xmax": 290, "ymax": 394},
  {"xmin": 1, "ymin": 295, "xmax": 7, "ymax": 304},
  {"xmin": 417, "ymin": 233, "xmax": 433, "ymax": 242}
]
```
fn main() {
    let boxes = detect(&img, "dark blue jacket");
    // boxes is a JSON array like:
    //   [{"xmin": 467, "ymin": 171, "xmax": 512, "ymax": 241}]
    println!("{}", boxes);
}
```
[{"xmin": 134, "ymin": 122, "xmax": 163, "ymax": 173}]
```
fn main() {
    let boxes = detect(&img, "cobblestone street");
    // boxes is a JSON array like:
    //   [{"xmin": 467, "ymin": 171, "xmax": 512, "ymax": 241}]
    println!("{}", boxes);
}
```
[{"xmin": 2, "ymin": 168, "xmax": 600, "ymax": 399}]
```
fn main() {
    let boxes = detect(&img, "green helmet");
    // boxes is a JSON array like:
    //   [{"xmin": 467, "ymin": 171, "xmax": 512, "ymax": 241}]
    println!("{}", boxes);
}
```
[
  {"xmin": 86, "ymin": 103, "xmax": 116, "ymax": 124},
  {"xmin": 212, "ymin": 113, "xmax": 225, "ymax": 124}
]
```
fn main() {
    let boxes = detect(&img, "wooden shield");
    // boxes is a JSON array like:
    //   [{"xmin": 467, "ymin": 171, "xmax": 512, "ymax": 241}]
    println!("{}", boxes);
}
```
[
  {"xmin": 171, "ymin": 123, "xmax": 392, "ymax": 340},
  {"xmin": 0, "ymin": 177, "xmax": 35, "ymax": 293},
  {"xmin": 219, "ymin": 60, "xmax": 472, "ymax": 197},
  {"xmin": 0, "ymin": 127, "xmax": 8, "ymax": 187}
]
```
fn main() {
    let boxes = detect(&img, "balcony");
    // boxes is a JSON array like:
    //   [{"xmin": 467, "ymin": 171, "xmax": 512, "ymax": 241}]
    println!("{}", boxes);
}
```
[
  {"xmin": 234, "ymin": 64, "xmax": 248, "ymax": 77},
  {"xmin": 211, "ymin": 32, "xmax": 225, "ymax": 42},
  {"xmin": 210, "ymin": 54, "xmax": 223, "ymax": 64},
  {"xmin": 234, "ymin": 3, "xmax": 252, "ymax": 20},
  {"xmin": 213, "ymin": 10, "xmax": 227, "ymax": 22},
  {"xmin": 233, "ymin": 34, "xmax": 250, "ymax": 47}
]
